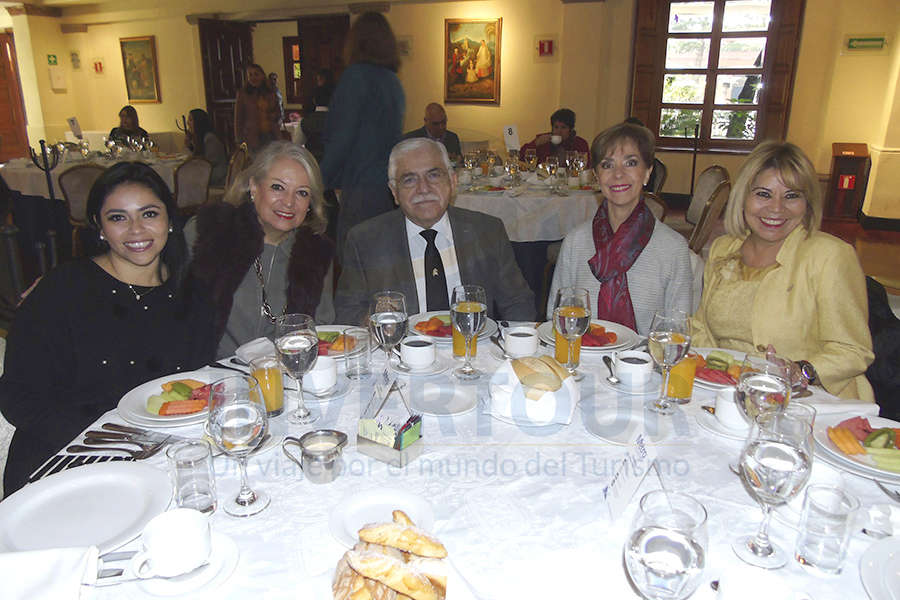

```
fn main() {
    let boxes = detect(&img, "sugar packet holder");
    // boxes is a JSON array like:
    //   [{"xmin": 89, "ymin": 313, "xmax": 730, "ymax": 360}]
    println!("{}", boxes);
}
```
[{"xmin": 357, "ymin": 368, "xmax": 423, "ymax": 467}]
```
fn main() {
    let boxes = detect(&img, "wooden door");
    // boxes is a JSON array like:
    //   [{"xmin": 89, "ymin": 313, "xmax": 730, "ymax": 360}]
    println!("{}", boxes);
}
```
[
  {"xmin": 295, "ymin": 15, "xmax": 349, "ymax": 109},
  {"xmin": 0, "ymin": 32, "xmax": 30, "ymax": 162},
  {"xmin": 198, "ymin": 19, "xmax": 253, "ymax": 151}
]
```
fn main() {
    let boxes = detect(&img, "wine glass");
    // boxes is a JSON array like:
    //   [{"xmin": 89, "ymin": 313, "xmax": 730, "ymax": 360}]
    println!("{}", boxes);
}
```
[
  {"xmin": 369, "ymin": 290, "xmax": 408, "ymax": 365},
  {"xmin": 207, "ymin": 375, "xmax": 270, "ymax": 517},
  {"xmin": 624, "ymin": 490, "xmax": 708, "ymax": 600},
  {"xmin": 524, "ymin": 148, "xmax": 538, "ymax": 171},
  {"xmin": 733, "ymin": 411, "xmax": 813, "ymax": 568},
  {"xmin": 736, "ymin": 353, "xmax": 792, "ymax": 422},
  {"xmin": 450, "ymin": 284, "xmax": 487, "ymax": 380},
  {"xmin": 646, "ymin": 310, "xmax": 692, "ymax": 415},
  {"xmin": 552, "ymin": 287, "xmax": 591, "ymax": 381},
  {"xmin": 463, "ymin": 152, "xmax": 477, "ymax": 175},
  {"xmin": 486, "ymin": 151, "xmax": 497, "ymax": 174},
  {"xmin": 546, "ymin": 156, "xmax": 560, "ymax": 192},
  {"xmin": 275, "ymin": 313, "xmax": 319, "ymax": 425}
]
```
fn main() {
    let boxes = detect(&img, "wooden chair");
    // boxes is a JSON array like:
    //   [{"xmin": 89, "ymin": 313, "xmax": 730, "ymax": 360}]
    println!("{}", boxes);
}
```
[
  {"xmin": 225, "ymin": 143, "xmax": 251, "ymax": 190},
  {"xmin": 686, "ymin": 165, "xmax": 729, "ymax": 225},
  {"xmin": 58, "ymin": 164, "xmax": 105, "ymax": 257},
  {"xmin": 647, "ymin": 158, "xmax": 668, "ymax": 196},
  {"xmin": 174, "ymin": 157, "xmax": 213, "ymax": 215},
  {"xmin": 688, "ymin": 179, "xmax": 731, "ymax": 254},
  {"xmin": 644, "ymin": 191, "xmax": 667, "ymax": 222}
]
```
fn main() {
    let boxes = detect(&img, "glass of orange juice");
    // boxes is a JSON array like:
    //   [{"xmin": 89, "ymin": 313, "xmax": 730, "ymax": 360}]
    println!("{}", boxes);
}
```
[
  {"xmin": 250, "ymin": 355, "xmax": 284, "ymax": 417},
  {"xmin": 667, "ymin": 351, "xmax": 698, "ymax": 404},
  {"xmin": 552, "ymin": 287, "xmax": 591, "ymax": 380},
  {"xmin": 452, "ymin": 325, "xmax": 478, "ymax": 358},
  {"xmin": 451, "ymin": 285, "xmax": 487, "ymax": 380}
]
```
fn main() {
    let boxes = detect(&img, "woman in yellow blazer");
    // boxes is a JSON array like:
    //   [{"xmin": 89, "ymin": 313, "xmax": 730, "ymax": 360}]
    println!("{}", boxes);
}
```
[{"xmin": 692, "ymin": 141, "xmax": 874, "ymax": 402}]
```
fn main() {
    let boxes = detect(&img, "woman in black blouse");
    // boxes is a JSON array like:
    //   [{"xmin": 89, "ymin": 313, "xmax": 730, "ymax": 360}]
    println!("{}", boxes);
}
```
[{"xmin": 0, "ymin": 162, "xmax": 215, "ymax": 496}]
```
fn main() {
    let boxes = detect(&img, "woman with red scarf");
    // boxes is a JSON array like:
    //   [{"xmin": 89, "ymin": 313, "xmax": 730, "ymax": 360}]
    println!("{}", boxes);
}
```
[{"xmin": 547, "ymin": 122, "xmax": 692, "ymax": 335}]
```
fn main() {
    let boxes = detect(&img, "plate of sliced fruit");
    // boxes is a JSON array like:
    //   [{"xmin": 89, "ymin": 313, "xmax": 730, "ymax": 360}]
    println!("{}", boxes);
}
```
[
  {"xmin": 118, "ymin": 370, "xmax": 215, "ymax": 428},
  {"xmin": 408, "ymin": 311, "xmax": 498, "ymax": 343},
  {"xmin": 536, "ymin": 320, "xmax": 638, "ymax": 353},
  {"xmin": 814, "ymin": 414, "xmax": 900, "ymax": 480},
  {"xmin": 692, "ymin": 348, "xmax": 744, "ymax": 391},
  {"xmin": 316, "ymin": 326, "xmax": 365, "ymax": 358}
]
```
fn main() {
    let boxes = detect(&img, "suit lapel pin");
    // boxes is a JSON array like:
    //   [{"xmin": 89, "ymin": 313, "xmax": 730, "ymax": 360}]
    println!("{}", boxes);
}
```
[{"xmin": 432, "ymin": 268, "xmax": 439, "ymax": 277}]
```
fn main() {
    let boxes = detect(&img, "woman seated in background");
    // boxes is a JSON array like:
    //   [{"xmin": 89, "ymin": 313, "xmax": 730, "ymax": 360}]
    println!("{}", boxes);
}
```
[
  {"xmin": 184, "ymin": 141, "xmax": 335, "ymax": 358},
  {"xmin": 520, "ymin": 108, "xmax": 591, "ymax": 165},
  {"xmin": 184, "ymin": 108, "xmax": 227, "ymax": 187},
  {"xmin": 692, "ymin": 141, "xmax": 874, "ymax": 402},
  {"xmin": 548, "ymin": 122, "xmax": 692, "ymax": 335},
  {"xmin": 108, "ymin": 105, "xmax": 149, "ymax": 144},
  {"xmin": 0, "ymin": 163, "xmax": 215, "ymax": 496}
]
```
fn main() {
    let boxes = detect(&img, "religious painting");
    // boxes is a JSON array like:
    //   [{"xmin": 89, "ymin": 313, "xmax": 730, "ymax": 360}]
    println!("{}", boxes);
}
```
[
  {"xmin": 119, "ymin": 36, "xmax": 161, "ymax": 103},
  {"xmin": 444, "ymin": 18, "xmax": 501, "ymax": 104}
]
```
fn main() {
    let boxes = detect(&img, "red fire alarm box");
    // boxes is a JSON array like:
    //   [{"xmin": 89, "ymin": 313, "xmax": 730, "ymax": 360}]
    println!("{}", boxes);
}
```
[{"xmin": 826, "ymin": 143, "xmax": 870, "ymax": 221}]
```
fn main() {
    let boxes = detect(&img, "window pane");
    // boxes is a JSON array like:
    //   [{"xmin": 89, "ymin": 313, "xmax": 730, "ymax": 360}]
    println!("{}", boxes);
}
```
[
  {"xmin": 666, "ymin": 38, "xmax": 711, "ymax": 69},
  {"xmin": 723, "ymin": 0, "xmax": 771, "ymax": 32},
  {"xmin": 712, "ymin": 109, "xmax": 757, "ymax": 139},
  {"xmin": 715, "ymin": 74, "xmax": 761, "ymax": 104},
  {"xmin": 668, "ymin": 2, "xmax": 714, "ymax": 33},
  {"xmin": 291, "ymin": 44, "xmax": 300, "ymax": 62},
  {"xmin": 663, "ymin": 74, "xmax": 707, "ymax": 104},
  {"xmin": 660, "ymin": 109, "xmax": 702, "ymax": 137},
  {"xmin": 293, "ymin": 64, "xmax": 301, "ymax": 80},
  {"xmin": 718, "ymin": 38, "xmax": 766, "ymax": 68}
]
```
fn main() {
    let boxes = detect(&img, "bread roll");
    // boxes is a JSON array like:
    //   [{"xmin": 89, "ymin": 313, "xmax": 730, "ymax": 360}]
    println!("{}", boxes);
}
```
[
  {"xmin": 537, "ymin": 355, "xmax": 570, "ymax": 381},
  {"xmin": 346, "ymin": 551, "xmax": 438, "ymax": 600},
  {"xmin": 392, "ymin": 510, "xmax": 415, "ymax": 527},
  {"xmin": 510, "ymin": 357, "xmax": 561, "ymax": 392},
  {"xmin": 358, "ymin": 522, "xmax": 448, "ymax": 558},
  {"xmin": 406, "ymin": 557, "xmax": 447, "ymax": 596}
]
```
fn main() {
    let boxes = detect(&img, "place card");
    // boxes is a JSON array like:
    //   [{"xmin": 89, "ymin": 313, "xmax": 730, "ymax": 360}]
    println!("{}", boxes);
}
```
[
  {"xmin": 601, "ymin": 427, "xmax": 658, "ymax": 522},
  {"xmin": 67, "ymin": 117, "xmax": 83, "ymax": 140},
  {"xmin": 503, "ymin": 125, "xmax": 520, "ymax": 151}
]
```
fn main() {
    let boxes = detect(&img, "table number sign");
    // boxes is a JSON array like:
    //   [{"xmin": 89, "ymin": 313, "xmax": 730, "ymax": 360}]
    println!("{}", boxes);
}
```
[
  {"xmin": 503, "ymin": 125, "xmax": 520, "ymax": 151},
  {"xmin": 601, "ymin": 427, "xmax": 658, "ymax": 521}
]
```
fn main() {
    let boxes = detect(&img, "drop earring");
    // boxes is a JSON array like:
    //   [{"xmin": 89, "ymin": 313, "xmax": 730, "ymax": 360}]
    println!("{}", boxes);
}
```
[
  {"xmin": 168, "ymin": 226, "xmax": 173, "ymax": 233},
  {"xmin": 99, "ymin": 233, "xmax": 105, "ymax": 241}
]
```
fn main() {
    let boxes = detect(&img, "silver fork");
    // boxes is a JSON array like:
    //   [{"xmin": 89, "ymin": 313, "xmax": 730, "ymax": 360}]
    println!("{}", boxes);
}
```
[
  {"xmin": 67, "ymin": 442, "xmax": 164, "ymax": 460},
  {"xmin": 874, "ymin": 480, "xmax": 900, "ymax": 503}
]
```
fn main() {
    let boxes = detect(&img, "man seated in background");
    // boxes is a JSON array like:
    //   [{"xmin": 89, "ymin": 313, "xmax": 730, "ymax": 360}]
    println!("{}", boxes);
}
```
[
  {"xmin": 401, "ymin": 103, "xmax": 461, "ymax": 161},
  {"xmin": 520, "ymin": 108, "xmax": 590, "ymax": 164},
  {"xmin": 335, "ymin": 138, "xmax": 534, "ymax": 325}
]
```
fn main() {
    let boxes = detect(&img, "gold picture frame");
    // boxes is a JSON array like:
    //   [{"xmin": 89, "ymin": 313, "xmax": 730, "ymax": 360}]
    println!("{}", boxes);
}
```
[
  {"xmin": 119, "ymin": 36, "xmax": 161, "ymax": 103},
  {"xmin": 444, "ymin": 18, "xmax": 501, "ymax": 104}
]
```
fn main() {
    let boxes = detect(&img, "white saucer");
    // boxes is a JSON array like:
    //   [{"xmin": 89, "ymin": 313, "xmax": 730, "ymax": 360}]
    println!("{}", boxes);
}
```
[
  {"xmin": 302, "ymin": 377, "xmax": 351, "ymax": 403},
  {"xmin": 136, "ymin": 532, "xmax": 239, "ymax": 597},
  {"xmin": 860, "ymin": 536, "xmax": 900, "ymax": 600},
  {"xmin": 695, "ymin": 409, "xmax": 749, "ymax": 441},
  {"xmin": 598, "ymin": 372, "xmax": 661, "ymax": 396},
  {"xmin": 582, "ymin": 405, "xmax": 672, "ymax": 445},
  {"xmin": 409, "ymin": 383, "xmax": 478, "ymax": 416},
  {"xmin": 389, "ymin": 355, "xmax": 451, "ymax": 377}
]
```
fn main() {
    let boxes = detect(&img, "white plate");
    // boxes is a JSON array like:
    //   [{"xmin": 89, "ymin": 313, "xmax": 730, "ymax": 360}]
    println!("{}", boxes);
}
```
[
  {"xmin": 317, "ymin": 325, "xmax": 366, "ymax": 359},
  {"xmin": 813, "ymin": 414, "xmax": 900, "ymax": 480},
  {"xmin": 0, "ymin": 462, "xmax": 170, "ymax": 553},
  {"xmin": 598, "ymin": 372, "xmax": 661, "ymax": 396},
  {"xmin": 136, "ymin": 532, "xmax": 239, "ymax": 597},
  {"xmin": 692, "ymin": 347, "xmax": 744, "ymax": 391},
  {"xmin": 302, "ymin": 376, "xmax": 352, "ymax": 404},
  {"xmin": 581, "ymin": 404, "xmax": 672, "ymax": 445},
  {"xmin": 860, "ymin": 537, "xmax": 900, "ymax": 600},
  {"xmin": 409, "ymin": 383, "xmax": 478, "ymax": 417},
  {"xmin": 390, "ymin": 355, "xmax": 452, "ymax": 377},
  {"xmin": 118, "ymin": 370, "xmax": 215, "ymax": 427},
  {"xmin": 813, "ymin": 441, "xmax": 900, "ymax": 485},
  {"xmin": 329, "ymin": 489, "xmax": 434, "ymax": 548},
  {"xmin": 695, "ymin": 409, "xmax": 750, "ymax": 441},
  {"xmin": 408, "ymin": 311, "xmax": 498, "ymax": 343},
  {"xmin": 536, "ymin": 320, "xmax": 639, "ymax": 353}
]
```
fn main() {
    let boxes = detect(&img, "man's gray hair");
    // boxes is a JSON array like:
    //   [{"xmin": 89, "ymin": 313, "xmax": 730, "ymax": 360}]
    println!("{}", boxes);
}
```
[{"xmin": 388, "ymin": 138, "xmax": 453, "ymax": 182}]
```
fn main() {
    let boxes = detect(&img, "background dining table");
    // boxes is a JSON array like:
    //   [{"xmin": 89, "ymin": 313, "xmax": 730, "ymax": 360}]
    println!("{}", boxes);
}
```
[{"xmin": 33, "ymin": 335, "xmax": 890, "ymax": 600}]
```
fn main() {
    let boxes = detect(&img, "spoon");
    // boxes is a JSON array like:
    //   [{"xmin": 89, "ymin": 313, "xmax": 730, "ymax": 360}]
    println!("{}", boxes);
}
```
[
  {"xmin": 602, "ymin": 355, "xmax": 620, "ymax": 385},
  {"xmin": 490, "ymin": 333, "xmax": 511, "ymax": 360}
]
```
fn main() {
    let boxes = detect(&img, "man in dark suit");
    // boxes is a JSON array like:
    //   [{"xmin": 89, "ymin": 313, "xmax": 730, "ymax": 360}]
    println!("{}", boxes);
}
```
[
  {"xmin": 401, "ymin": 103, "xmax": 462, "ymax": 161},
  {"xmin": 335, "ymin": 138, "xmax": 534, "ymax": 325}
]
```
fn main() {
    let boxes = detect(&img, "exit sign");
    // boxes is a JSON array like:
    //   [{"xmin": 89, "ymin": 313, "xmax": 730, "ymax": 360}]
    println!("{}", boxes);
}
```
[
  {"xmin": 843, "ymin": 34, "xmax": 889, "ymax": 54},
  {"xmin": 47, "ymin": 54, "xmax": 57, "ymax": 65}
]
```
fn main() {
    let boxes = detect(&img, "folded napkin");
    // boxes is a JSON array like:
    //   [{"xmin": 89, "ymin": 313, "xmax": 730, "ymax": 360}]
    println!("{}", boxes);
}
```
[
  {"xmin": 0, "ymin": 546, "xmax": 99, "ymax": 599},
  {"xmin": 488, "ymin": 360, "xmax": 579, "ymax": 426},
  {"xmin": 235, "ymin": 337, "xmax": 276, "ymax": 364},
  {"xmin": 803, "ymin": 388, "xmax": 879, "ymax": 416},
  {"xmin": 864, "ymin": 502, "xmax": 900, "ymax": 536}
]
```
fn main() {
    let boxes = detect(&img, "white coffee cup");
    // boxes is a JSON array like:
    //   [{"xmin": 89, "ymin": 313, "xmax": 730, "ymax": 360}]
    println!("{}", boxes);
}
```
[
  {"xmin": 302, "ymin": 355, "xmax": 337, "ymax": 393},
  {"xmin": 502, "ymin": 326, "xmax": 538, "ymax": 358},
  {"xmin": 400, "ymin": 336, "xmax": 435, "ymax": 369},
  {"xmin": 714, "ymin": 387, "xmax": 748, "ymax": 431},
  {"xmin": 550, "ymin": 134, "xmax": 563, "ymax": 145},
  {"xmin": 458, "ymin": 171, "xmax": 472, "ymax": 185},
  {"xmin": 130, "ymin": 508, "xmax": 211, "ymax": 579},
  {"xmin": 614, "ymin": 351, "xmax": 654, "ymax": 389},
  {"xmin": 567, "ymin": 175, "xmax": 579, "ymax": 187}
]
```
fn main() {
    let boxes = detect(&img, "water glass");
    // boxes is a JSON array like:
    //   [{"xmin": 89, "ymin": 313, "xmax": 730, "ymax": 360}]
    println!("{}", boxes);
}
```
[
  {"xmin": 794, "ymin": 485, "xmax": 859, "ymax": 574},
  {"xmin": 166, "ymin": 440, "xmax": 217, "ymax": 514},
  {"xmin": 624, "ymin": 490, "xmax": 708, "ymax": 600},
  {"xmin": 343, "ymin": 327, "xmax": 371, "ymax": 380}
]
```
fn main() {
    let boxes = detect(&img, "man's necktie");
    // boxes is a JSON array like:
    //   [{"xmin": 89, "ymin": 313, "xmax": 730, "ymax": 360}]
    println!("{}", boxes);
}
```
[{"xmin": 419, "ymin": 229, "xmax": 449, "ymax": 310}]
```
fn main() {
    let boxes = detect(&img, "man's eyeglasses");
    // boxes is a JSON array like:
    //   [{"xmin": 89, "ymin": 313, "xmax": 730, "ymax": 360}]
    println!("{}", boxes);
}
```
[
  {"xmin": 427, "ymin": 119, "xmax": 447, "ymax": 126},
  {"xmin": 395, "ymin": 168, "xmax": 450, "ymax": 189}
]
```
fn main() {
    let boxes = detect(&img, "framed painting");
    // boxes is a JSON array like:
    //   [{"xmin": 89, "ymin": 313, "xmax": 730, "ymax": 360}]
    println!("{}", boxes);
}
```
[
  {"xmin": 119, "ymin": 36, "xmax": 161, "ymax": 103},
  {"xmin": 444, "ymin": 18, "xmax": 501, "ymax": 104}
]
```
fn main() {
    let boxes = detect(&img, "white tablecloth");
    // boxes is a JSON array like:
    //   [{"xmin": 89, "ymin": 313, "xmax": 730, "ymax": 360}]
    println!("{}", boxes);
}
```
[
  {"xmin": 455, "ymin": 186, "xmax": 598, "ymax": 243},
  {"xmin": 52, "ymin": 341, "xmax": 892, "ymax": 600}
]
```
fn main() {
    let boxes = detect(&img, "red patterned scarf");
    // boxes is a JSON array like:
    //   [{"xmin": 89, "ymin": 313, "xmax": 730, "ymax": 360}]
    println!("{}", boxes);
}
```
[{"xmin": 587, "ymin": 198, "xmax": 656, "ymax": 330}]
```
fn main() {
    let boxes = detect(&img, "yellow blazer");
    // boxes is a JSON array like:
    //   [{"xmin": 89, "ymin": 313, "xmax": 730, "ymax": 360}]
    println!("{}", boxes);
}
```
[{"xmin": 692, "ymin": 227, "xmax": 874, "ymax": 402}]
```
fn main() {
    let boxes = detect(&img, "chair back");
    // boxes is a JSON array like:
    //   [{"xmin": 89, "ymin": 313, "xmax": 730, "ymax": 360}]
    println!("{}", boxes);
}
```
[
  {"xmin": 647, "ymin": 158, "xmax": 668, "ymax": 195},
  {"xmin": 686, "ymin": 165, "xmax": 729, "ymax": 225},
  {"xmin": 58, "ymin": 164, "xmax": 105, "ymax": 225},
  {"xmin": 688, "ymin": 179, "xmax": 731, "ymax": 253},
  {"xmin": 643, "ymin": 192, "xmax": 667, "ymax": 222},
  {"xmin": 225, "ymin": 143, "xmax": 251, "ymax": 190},
  {"xmin": 174, "ymin": 157, "xmax": 213, "ymax": 211}
]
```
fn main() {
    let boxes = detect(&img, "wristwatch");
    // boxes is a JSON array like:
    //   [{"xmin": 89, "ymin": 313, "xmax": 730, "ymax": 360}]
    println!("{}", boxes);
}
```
[{"xmin": 797, "ymin": 360, "xmax": 819, "ymax": 386}]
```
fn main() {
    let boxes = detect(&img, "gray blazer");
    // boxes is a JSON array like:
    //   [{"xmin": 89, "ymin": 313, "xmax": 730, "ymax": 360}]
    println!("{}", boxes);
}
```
[
  {"xmin": 335, "ymin": 206, "xmax": 535, "ymax": 325},
  {"xmin": 400, "ymin": 126, "xmax": 462, "ymax": 158}
]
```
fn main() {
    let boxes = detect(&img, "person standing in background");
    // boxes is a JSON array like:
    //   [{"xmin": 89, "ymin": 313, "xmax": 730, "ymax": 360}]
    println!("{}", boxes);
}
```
[
  {"xmin": 320, "ymin": 11, "xmax": 405, "ymax": 262},
  {"xmin": 234, "ymin": 64, "xmax": 281, "ymax": 155},
  {"xmin": 268, "ymin": 72, "xmax": 285, "ymax": 128}
]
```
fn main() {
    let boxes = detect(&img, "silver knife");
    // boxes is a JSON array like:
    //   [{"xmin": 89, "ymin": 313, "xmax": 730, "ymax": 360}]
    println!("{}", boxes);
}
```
[{"xmin": 100, "ymin": 423, "xmax": 192, "ymax": 443}]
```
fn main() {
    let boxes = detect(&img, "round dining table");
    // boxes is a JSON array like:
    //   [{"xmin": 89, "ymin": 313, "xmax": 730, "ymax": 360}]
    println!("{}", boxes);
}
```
[{"xmin": 18, "ymin": 332, "xmax": 894, "ymax": 599}]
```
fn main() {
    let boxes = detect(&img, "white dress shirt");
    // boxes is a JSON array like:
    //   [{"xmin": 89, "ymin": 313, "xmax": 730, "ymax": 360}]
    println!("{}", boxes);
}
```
[{"xmin": 405, "ymin": 212, "xmax": 462, "ymax": 311}]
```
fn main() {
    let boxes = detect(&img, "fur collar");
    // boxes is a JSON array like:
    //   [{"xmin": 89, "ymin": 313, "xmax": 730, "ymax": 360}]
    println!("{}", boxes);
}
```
[{"xmin": 187, "ymin": 201, "xmax": 334, "ymax": 340}]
